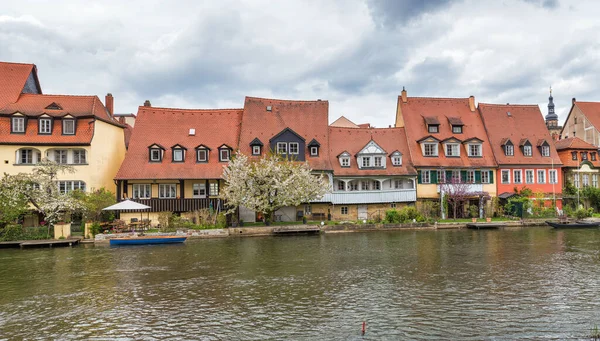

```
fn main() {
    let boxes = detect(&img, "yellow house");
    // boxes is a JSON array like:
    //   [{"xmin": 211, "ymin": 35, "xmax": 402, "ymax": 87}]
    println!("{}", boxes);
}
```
[{"xmin": 0, "ymin": 62, "xmax": 126, "ymax": 220}]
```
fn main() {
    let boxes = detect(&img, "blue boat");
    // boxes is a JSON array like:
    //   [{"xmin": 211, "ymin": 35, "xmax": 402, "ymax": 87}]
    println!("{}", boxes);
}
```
[{"xmin": 110, "ymin": 235, "xmax": 187, "ymax": 246}]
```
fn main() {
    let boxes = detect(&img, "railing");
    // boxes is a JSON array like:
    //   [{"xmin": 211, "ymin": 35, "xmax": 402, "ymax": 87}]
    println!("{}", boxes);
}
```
[
  {"xmin": 316, "ymin": 189, "xmax": 417, "ymax": 204},
  {"xmin": 128, "ymin": 198, "xmax": 225, "ymax": 212}
]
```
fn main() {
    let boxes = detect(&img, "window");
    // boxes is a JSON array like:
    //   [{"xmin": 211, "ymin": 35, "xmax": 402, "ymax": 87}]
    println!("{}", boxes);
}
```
[
  {"xmin": 338, "ymin": 181, "xmax": 345, "ymax": 191},
  {"xmin": 452, "ymin": 170, "xmax": 461, "ymax": 182},
  {"xmin": 549, "ymin": 170, "xmax": 558, "ymax": 184},
  {"xmin": 362, "ymin": 157, "xmax": 371, "ymax": 167},
  {"xmin": 39, "ymin": 118, "xmax": 52, "ymax": 134},
  {"xmin": 541, "ymin": 146, "xmax": 550, "ymax": 157},
  {"xmin": 348, "ymin": 182, "xmax": 358, "ymax": 191},
  {"xmin": 62, "ymin": 119, "xmax": 75, "ymax": 135},
  {"xmin": 210, "ymin": 183, "xmax": 219, "ymax": 196},
  {"xmin": 592, "ymin": 153, "xmax": 597, "ymax": 161},
  {"xmin": 374, "ymin": 157, "xmax": 382, "ymax": 167},
  {"xmin": 372, "ymin": 181, "xmax": 381, "ymax": 190},
  {"xmin": 58, "ymin": 180, "xmax": 86, "ymax": 194},
  {"xmin": 513, "ymin": 170, "xmax": 522, "ymax": 184},
  {"xmin": 523, "ymin": 145, "xmax": 532, "ymax": 156},
  {"xmin": 12, "ymin": 117, "xmax": 25, "ymax": 133},
  {"xmin": 73, "ymin": 150, "xmax": 86, "ymax": 164},
  {"xmin": 446, "ymin": 144, "xmax": 460, "ymax": 157},
  {"xmin": 192, "ymin": 183, "xmax": 206, "ymax": 198},
  {"xmin": 159, "ymin": 184, "xmax": 176, "ymax": 198},
  {"xmin": 132, "ymin": 184, "xmax": 151, "ymax": 199},
  {"xmin": 437, "ymin": 169, "xmax": 446, "ymax": 184},
  {"xmin": 341, "ymin": 206, "xmax": 348, "ymax": 215},
  {"xmin": 593, "ymin": 174, "xmax": 598, "ymax": 188},
  {"xmin": 197, "ymin": 149, "xmax": 208, "ymax": 162},
  {"xmin": 288, "ymin": 143, "xmax": 299, "ymax": 155},
  {"xmin": 572, "ymin": 152, "xmax": 577, "ymax": 160},
  {"xmin": 501, "ymin": 170, "xmax": 510, "ymax": 184},
  {"xmin": 422, "ymin": 170, "xmax": 431, "ymax": 184},
  {"xmin": 481, "ymin": 171, "xmax": 490, "ymax": 184},
  {"xmin": 310, "ymin": 146, "xmax": 318, "ymax": 156},
  {"xmin": 505, "ymin": 144, "xmax": 514, "ymax": 156},
  {"xmin": 173, "ymin": 149, "xmax": 184, "ymax": 162},
  {"xmin": 525, "ymin": 170, "xmax": 534, "ymax": 184},
  {"xmin": 468, "ymin": 144, "xmax": 482, "ymax": 157},
  {"xmin": 537, "ymin": 170, "xmax": 546, "ymax": 184},
  {"xmin": 304, "ymin": 205, "xmax": 312, "ymax": 216},
  {"xmin": 392, "ymin": 155, "xmax": 402, "ymax": 166},
  {"xmin": 423, "ymin": 143, "xmax": 438, "ymax": 156},
  {"xmin": 583, "ymin": 174, "xmax": 589, "ymax": 187},
  {"xmin": 19, "ymin": 149, "xmax": 34, "ymax": 164},
  {"xmin": 340, "ymin": 157, "xmax": 350, "ymax": 167},
  {"xmin": 390, "ymin": 203, "xmax": 397, "ymax": 208},
  {"xmin": 361, "ymin": 181, "xmax": 369, "ymax": 190},
  {"xmin": 252, "ymin": 145, "xmax": 261, "ymax": 155},
  {"xmin": 574, "ymin": 174, "xmax": 580, "ymax": 188},
  {"xmin": 54, "ymin": 150, "xmax": 67, "ymax": 164},
  {"xmin": 150, "ymin": 149, "xmax": 162, "ymax": 162},
  {"xmin": 277, "ymin": 142, "xmax": 287, "ymax": 155},
  {"xmin": 452, "ymin": 126, "xmax": 462, "ymax": 134},
  {"xmin": 581, "ymin": 152, "xmax": 588, "ymax": 161},
  {"xmin": 428, "ymin": 125, "xmax": 439, "ymax": 133},
  {"xmin": 467, "ymin": 170, "xmax": 475, "ymax": 183},
  {"xmin": 394, "ymin": 180, "xmax": 403, "ymax": 189},
  {"xmin": 219, "ymin": 149, "xmax": 230, "ymax": 162}
]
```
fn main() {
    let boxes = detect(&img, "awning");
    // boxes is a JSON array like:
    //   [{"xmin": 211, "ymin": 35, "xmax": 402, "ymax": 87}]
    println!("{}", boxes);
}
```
[
  {"xmin": 498, "ymin": 192, "xmax": 517, "ymax": 199},
  {"xmin": 102, "ymin": 199, "xmax": 151, "ymax": 211}
]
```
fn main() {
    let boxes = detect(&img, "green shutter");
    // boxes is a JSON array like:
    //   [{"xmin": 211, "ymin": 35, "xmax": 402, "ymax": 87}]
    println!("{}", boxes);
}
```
[
  {"xmin": 475, "ymin": 170, "xmax": 481, "ymax": 183},
  {"xmin": 431, "ymin": 170, "xmax": 438, "ymax": 184},
  {"xmin": 417, "ymin": 170, "xmax": 422, "ymax": 184},
  {"xmin": 460, "ymin": 170, "xmax": 467, "ymax": 182},
  {"xmin": 489, "ymin": 170, "xmax": 494, "ymax": 184},
  {"xmin": 446, "ymin": 170, "xmax": 452, "ymax": 183}
]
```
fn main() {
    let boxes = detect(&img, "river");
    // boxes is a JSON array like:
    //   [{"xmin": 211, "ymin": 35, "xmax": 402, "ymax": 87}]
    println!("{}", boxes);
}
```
[{"xmin": 1, "ymin": 227, "xmax": 599, "ymax": 340}]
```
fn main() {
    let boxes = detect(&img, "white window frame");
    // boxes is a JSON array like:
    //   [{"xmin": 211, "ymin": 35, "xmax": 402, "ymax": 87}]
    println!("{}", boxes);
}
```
[
  {"xmin": 219, "ymin": 149, "xmax": 230, "ymax": 162},
  {"xmin": 523, "ymin": 145, "xmax": 532, "ymax": 156},
  {"xmin": 341, "ymin": 206, "xmax": 348, "ymax": 215},
  {"xmin": 541, "ymin": 145, "xmax": 550, "ymax": 157},
  {"xmin": 39, "ymin": 118, "xmax": 52, "ymax": 134},
  {"xmin": 481, "ymin": 170, "xmax": 490, "ymax": 184},
  {"xmin": 466, "ymin": 170, "xmax": 475, "ymax": 183},
  {"xmin": 73, "ymin": 150, "xmax": 86, "ymax": 164},
  {"xmin": 132, "ymin": 184, "xmax": 151, "ymax": 199},
  {"xmin": 549, "ymin": 169, "xmax": 558, "ymax": 184},
  {"xmin": 62, "ymin": 119, "xmax": 75, "ymax": 135},
  {"xmin": 445, "ymin": 143, "xmax": 460, "ymax": 157},
  {"xmin": 310, "ymin": 146, "xmax": 318, "ymax": 156},
  {"xmin": 468, "ymin": 144, "xmax": 482, "ymax": 157},
  {"xmin": 197, "ymin": 149, "xmax": 208, "ymax": 162},
  {"xmin": 574, "ymin": 174, "xmax": 580, "ymax": 188},
  {"xmin": 537, "ymin": 170, "xmax": 546, "ymax": 184},
  {"xmin": 422, "ymin": 170, "xmax": 431, "ymax": 184},
  {"xmin": 58, "ymin": 180, "xmax": 86, "ymax": 194},
  {"xmin": 209, "ymin": 183, "xmax": 219, "ymax": 196},
  {"xmin": 277, "ymin": 142, "xmax": 287, "ymax": 155},
  {"xmin": 392, "ymin": 155, "xmax": 402, "ymax": 166},
  {"xmin": 173, "ymin": 149, "xmax": 184, "ymax": 162},
  {"xmin": 150, "ymin": 149, "xmax": 162, "ymax": 162},
  {"xmin": 18, "ymin": 149, "xmax": 35, "ymax": 164},
  {"xmin": 593, "ymin": 174, "xmax": 598, "ymax": 188},
  {"xmin": 12, "ymin": 117, "xmax": 25, "ymax": 133},
  {"xmin": 158, "ymin": 184, "xmax": 177, "ymax": 198},
  {"xmin": 525, "ymin": 169, "xmax": 534, "ymax": 184},
  {"xmin": 362, "ymin": 156, "xmax": 371, "ymax": 168},
  {"xmin": 374, "ymin": 156, "xmax": 382, "ymax": 167},
  {"xmin": 340, "ymin": 157, "xmax": 350, "ymax": 167},
  {"xmin": 513, "ymin": 169, "xmax": 522, "ymax": 184},
  {"xmin": 582, "ymin": 174, "xmax": 589, "ymax": 187},
  {"xmin": 288, "ymin": 142, "xmax": 299, "ymax": 155},
  {"xmin": 361, "ymin": 181, "xmax": 369, "ymax": 190},
  {"xmin": 372, "ymin": 181, "xmax": 381, "ymax": 190},
  {"xmin": 423, "ymin": 143, "xmax": 438, "ymax": 157},
  {"xmin": 501, "ymin": 169, "xmax": 510, "ymax": 184},
  {"xmin": 437, "ymin": 169, "xmax": 446, "ymax": 184},
  {"xmin": 505, "ymin": 144, "xmax": 514, "ymax": 156},
  {"xmin": 338, "ymin": 181, "xmax": 345, "ymax": 191},
  {"xmin": 428, "ymin": 125, "xmax": 439, "ymax": 133},
  {"xmin": 252, "ymin": 145, "xmax": 261, "ymax": 155},
  {"xmin": 452, "ymin": 125, "xmax": 462, "ymax": 134},
  {"xmin": 192, "ymin": 183, "xmax": 206, "ymax": 198},
  {"xmin": 452, "ymin": 170, "xmax": 461, "ymax": 182},
  {"xmin": 54, "ymin": 149, "xmax": 68, "ymax": 164}
]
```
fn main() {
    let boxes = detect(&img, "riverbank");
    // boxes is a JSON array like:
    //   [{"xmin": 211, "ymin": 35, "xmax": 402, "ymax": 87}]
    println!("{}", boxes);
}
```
[{"xmin": 93, "ymin": 218, "xmax": 552, "ymax": 242}]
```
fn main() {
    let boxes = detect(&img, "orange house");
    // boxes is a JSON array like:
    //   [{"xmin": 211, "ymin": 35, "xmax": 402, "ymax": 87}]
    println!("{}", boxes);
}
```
[{"xmin": 479, "ymin": 103, "xmax": 563, "ymax": 208}]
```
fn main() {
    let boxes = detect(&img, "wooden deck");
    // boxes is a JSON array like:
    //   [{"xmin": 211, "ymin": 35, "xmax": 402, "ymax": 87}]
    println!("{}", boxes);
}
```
[
  {"xmin": 0, "ymin": 239, "xmax": 81, "ymax": 249},
  {"xmin": 272, "ymin": 227, "xmax": 321, "ymax": 235},
  {"xmin": 466, "ymin": 223, "xmax": 507, "ymax": 230}
]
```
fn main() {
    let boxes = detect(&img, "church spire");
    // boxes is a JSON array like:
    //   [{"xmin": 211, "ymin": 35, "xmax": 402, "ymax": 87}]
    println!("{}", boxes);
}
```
[{"xmin": 545, "ymin": 86, "xmax": 558, "ymax": 122}]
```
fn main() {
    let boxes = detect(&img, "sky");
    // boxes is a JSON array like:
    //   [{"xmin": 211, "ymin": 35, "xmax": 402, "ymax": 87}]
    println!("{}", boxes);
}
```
[{"xmin": 1, "ymin": 0, "xmax": 598, "ymax": 127}]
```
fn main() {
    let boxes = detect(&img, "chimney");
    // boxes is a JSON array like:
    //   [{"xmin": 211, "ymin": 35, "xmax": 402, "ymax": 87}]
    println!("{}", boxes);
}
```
[
  {"xmin": 572, "ymin": 97, "xmax": 577, "ymax": 105},
  {"xmin": 469, "ymin": 95, "xmax": 475, "ymax": 112},
  {"xmin": 401, "ymin": 87, "xmax": 407, "ymax": 103},
  {"xmin": 144, "ymin": 100, "xmax": 151, "ymax": 107},
  {"xmin": 105, "ymin": 93, "xmax": 114, "ymax": 116},
  {"xmin": 118, "ymin": 116, "xmax": 125, "ymax": 124}
]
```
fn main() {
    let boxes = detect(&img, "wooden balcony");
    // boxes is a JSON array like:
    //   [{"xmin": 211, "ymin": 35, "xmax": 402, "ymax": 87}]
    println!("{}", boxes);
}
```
[{"xmin": 127, "ymin": 198, "xmax": 225, "ymax": 213}]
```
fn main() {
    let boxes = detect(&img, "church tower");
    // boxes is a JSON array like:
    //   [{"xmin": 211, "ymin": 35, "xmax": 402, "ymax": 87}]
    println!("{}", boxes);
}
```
[{"xmin": 545, "ymin": 87, "xmax": 562, "ymax": 140}]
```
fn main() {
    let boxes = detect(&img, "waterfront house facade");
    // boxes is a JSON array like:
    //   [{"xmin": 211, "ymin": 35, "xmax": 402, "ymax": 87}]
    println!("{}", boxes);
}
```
[
  {"xmin": 395, "ymin": 89, "xmax": 497, "ymax": 217},
  {"xmin": 478, "ymin": 103, "xmax": 563, "ymax": 208},
  {"xmin": 561, "ymin": 99, "xmax": 600, "ymax": 146},
  {"xmin": 555, "ymin": 137, "xmax": 600, "ymax": 190},
  {"xmin": 322, "ymin": 125, "xmax": 417, "ymax": 221},
  {"xmin": 0, "ymin": 62, "xmax": 126, "ymax": 226},
  {"xmin": 114, "ymin": 104, "xmax": 242, "ymax": 224}
]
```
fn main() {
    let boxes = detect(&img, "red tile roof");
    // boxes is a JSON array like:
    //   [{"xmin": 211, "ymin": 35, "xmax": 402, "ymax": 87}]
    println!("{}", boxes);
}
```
[
  {"xmin": 0, "ymin": 62, "xmax": 38, "ymax": 108},
  {"xmin": 123, "ymin": 123, "xmax": 133, "ymax": 149},
  {"xmin": 555, "ymin": 137, "xmax": 597, "ymax": 150},
  {"xmin": 115, "ymin": 106, "xmax": 243, "ymax": 180},
  {"xmin": 329, "ymin": 127, "xmax": 416, "ymax": 176},
  {"xmin": 478, "ymin": 103, "xmax": 562, "ymax": 166},
  {"xmin": 398, "ymin": 97, "xmax": 497, "ymax": 168},
  {"xmin": 239, "ymin": 97, "xmax": 332, "ymax": 170},
  {"xmin": 555, "ymin": 137, "xmax": 600, "ymax": 168},
  {"xmin": 0, "ymin": 116, "xmax": 94, "ymax": 145},
  {"xmin": 572, "ymin": 102, "xmax": 600, "ymax": 131},
  {"xmin": 330, "ymin": 115, "xmax": 359, "ymax": 128}
]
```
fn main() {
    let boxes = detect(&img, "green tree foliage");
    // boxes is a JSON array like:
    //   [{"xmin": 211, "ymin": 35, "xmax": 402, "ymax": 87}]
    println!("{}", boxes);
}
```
[{"xmin": 72, "ymin": 188, "xmax": 116, "ymax": 222}]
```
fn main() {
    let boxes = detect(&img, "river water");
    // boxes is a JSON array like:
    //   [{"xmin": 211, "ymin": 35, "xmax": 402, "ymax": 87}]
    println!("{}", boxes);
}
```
[{"xmin": 1, "ymin": 227, "xmax": 599, "ymax": 340}]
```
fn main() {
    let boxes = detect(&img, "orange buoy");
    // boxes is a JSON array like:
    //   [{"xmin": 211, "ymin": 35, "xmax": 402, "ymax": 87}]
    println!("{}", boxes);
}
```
[{"xmin": 362, "ymin": 321, "xmax": 366, "ymax": 335}]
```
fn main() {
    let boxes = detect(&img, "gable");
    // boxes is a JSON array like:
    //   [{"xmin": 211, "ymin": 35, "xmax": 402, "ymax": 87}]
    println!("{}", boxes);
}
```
[
  {"xmin": 45, "ymin": 102, "xmax": 63, "ymax": 110},
  {"xmin": 358, "ymin": 140, "xmax": 386, "ymax": 155},
  {"xmin": 269, "ymin": 127, "xmax": 306, "ymax": 142},
  {"xmin": 417, "ymin": 135, "xmax": 441, "ymax": 143},
  {"xmin": 441, "ymin": 137, "xmax": 462, "ymax": 144},
  {"xmin": 337, "ymin": 151, "xmax": 351, "ymax": 158}
]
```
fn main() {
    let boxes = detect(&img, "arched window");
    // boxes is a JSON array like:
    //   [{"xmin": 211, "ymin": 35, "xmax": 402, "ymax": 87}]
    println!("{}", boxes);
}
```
[{"xmin": 16, "ymin": 148, "xmax": 42, "ymax": 165}]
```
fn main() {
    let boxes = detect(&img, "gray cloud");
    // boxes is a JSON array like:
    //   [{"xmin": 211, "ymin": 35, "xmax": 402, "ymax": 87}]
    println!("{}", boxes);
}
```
[
  {"xmin": 366, "ymin": 0, "xmax": 456, "ymax": 28},
  {"xmin": 523, "ymin": 0, "xmax": 559, "ymax": 9}
]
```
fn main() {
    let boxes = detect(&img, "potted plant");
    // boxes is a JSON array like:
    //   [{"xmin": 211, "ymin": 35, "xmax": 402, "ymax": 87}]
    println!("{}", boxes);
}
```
[
  {"xmin": 469, "ymin": 205, "xmax": 478, "ymax": 223},
  {"xmin": 239, "ymin": 219, "xmax": 244, "ymax": 227}
]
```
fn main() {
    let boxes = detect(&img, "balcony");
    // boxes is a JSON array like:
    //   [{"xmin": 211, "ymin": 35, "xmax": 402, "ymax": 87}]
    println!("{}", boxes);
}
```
[
  {"xmin": 436, "ymin": 183, "xmax": 483, "ymax": 193},
  {"xmin": 316, "ymin": 189, "xmax": 416, "ymax": 204},
  {"xmin": 127, "ymin": 198, "xmax": 225, "ymax": 212}
]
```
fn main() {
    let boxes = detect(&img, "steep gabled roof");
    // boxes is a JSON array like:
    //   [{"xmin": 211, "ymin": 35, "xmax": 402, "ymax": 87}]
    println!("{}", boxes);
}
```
[
  {"xmin": 330, "ymin": 115, "xmax": 359, "ymax": 128},
  {"xmin": 555, "ymin": 137, "xmax": 597, "ymax": 150},
  {"xmin": 0, "ymin": 62, "xmax": 40, "ymax": 108},
  {"xmin": 478, "ymin": 103, "xmax": 562, "ymax": 166},
  {"xmin": 115, "ymin": 106, "xmax": 243, "ymax": 180}
]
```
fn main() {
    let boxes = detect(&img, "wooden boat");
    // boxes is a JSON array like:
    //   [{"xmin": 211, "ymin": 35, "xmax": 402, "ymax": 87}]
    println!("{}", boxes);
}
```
[
  {"xmin": 110, "ymin": 235, "xmax": 187, "ymax": 246},
  {"xmin": 545, "ymin": 221, "xmax": 600, "ymax": 229}
]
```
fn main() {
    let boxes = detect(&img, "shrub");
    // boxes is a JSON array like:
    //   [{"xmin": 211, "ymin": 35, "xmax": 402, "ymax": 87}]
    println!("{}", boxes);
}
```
[
  {"xmin": 89, "ymin": 222, "xmax": 101, "ymax": 237},
  {"xmin": 575, "ymin": 207, "xmax": 592, "ymax": 220},
  {"xmin": 469, "ymin": 205, "xmax": 478, "ymax": 218}
]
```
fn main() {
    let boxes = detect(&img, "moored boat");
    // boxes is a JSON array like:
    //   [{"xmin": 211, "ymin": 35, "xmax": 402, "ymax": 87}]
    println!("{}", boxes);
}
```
[
  {"xmin": 545, "ymin": 221, "xmax": 600, "ymax": 229},
  {"xmin": 110, "ymin": 235, "xmax": 187, "ymax": 246}
]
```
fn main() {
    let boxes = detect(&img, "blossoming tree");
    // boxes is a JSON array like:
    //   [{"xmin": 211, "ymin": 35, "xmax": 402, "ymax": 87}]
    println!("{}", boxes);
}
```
[{"xmin": 221, "ymin": 152, "xmax": 330, "ymax": 223}]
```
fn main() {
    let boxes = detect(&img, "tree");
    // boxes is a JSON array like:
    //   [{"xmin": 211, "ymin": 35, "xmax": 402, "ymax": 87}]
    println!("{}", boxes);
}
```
[
  {"xmin": 221, "ymin": 152, "xmax": 330, "ymax": 223},
  {"xmin": 440, "ymin": 178, "xmax": 475, "ymax": 219},
  {"xmin": 0, "ymin": 173, "xmax": 30, "ymax": 228},
  {"xmin": 72, "ymin": 187, "xmax": 116, "ymax": 222}
]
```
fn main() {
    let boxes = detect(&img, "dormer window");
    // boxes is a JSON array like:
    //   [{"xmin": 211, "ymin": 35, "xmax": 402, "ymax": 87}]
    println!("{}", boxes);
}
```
[
  {"xmin": 541, "ymin": 146, "xmax": 550, "ymax": 157},
  {"xmin": 464, "ymin": 138, "xmax": 483, "ymax": 157},
  {"xmin": 11, "ymin": 116, "xmax": 25, "ymax": 133},
  {"xmin": 252, "ymin": 146, "xmax": 261, "ymax": 155},
  {"xmin": 148, "ymin": 144, "xmax": 165, "ymax": 162},
  {"xmin": 468, "ymin": 144, "xmax": 482, "ymax": 157},
  {"xmin": 505, "ymin": 144, "xmax": 514, "ymax": 156},
  {"xmin": 428, "ymin": 125, "xmax": 439, "ymax": 133},
  {"xmin": 39, "ymin": 118, "xmax": 52, "ymax": 134},
  {"xmin": 249, "ymin": 137, "xmax": 263, "ymax": 156},
  {"xmin": 308, "ymin": 139, "xmax": 320, "ymax": 157},
  {"xmin": 446, "ymin": 144, "xmax": 460, "ymax": 156},
  {"xmin": 538, "ymin": 140, "xmax": 550, "ymax": 157},
  {"xmin": 520, "ymin": 139, "xmax": 532, "ymax": 156},
  {"xmin": 390, "ymin": 151, "xmax": 402, "ymax": 166},
  {"xmin": 362, "ymin": 157, "xmax": 371, "ymax": 167},
  {"xmin": 338, "ymin": 151, "xmax": 351, "ymax": 167},
  {"xmin": 310, "ymin": 147, "xmax": 318, "ymax": 156},
  {"xmin": 582, "ymin": 152, "xmax": 588, "ymax": 161},
  {"xmin": 196, "ymin": 145, "xmax": 210, "ymax": 162},
  {"xmin": 452, "ymin": 126, "xmax": 462, "ymax": 134},
  {"xmin": 288, "ymin": 142, "xmax": 299, "ymax": 155},
  {"xmin": 277, "ymin": 142, "xmax": 287, "ymax": 155},
  {"xmin": 424, "ymin": 143, "xmax": 438, "ymax": 156},
  {"xmin": 572, "ymin": 151, "xmax": 578, "ymax": 160},
  {"xmin": 218, "ymin": 145, "xmax": 232, "ymax": 162},
  {"xmin": 592, "ymin": 152, "xmax": 597, "ymax": 161},
  {"xmin": 374, "ymin": 156, "xmax": 382, "ymax": 167},
  {"xmin": 357, "ymin": 140, "xmax": 387, "ymax": 169},
  {"xmin": 524, "ymin": 145, "xmax": 532, "ymax": 156},
  {"xmin": 63, "ymin": 119, "xmax": 75, "ymax": 135},
  {"xmin": 171, "ymin": 145, "xmax": 186, "ymax": 162}
]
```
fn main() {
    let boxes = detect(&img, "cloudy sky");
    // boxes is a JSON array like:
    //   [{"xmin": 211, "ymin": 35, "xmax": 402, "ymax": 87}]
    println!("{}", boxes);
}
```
[{"xmin": 1, "ymin": 0, "xmax": 598, "ymax": 127}]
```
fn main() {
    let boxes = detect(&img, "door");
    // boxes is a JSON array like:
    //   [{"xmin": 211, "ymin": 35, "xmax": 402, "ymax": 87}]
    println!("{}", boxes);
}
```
[{"xmin": 358, "ymin": 205, "xmax": 368, "ymax": 220}]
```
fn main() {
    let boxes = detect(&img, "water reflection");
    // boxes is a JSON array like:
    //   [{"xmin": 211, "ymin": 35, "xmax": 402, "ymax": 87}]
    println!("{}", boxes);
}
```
[{"xmin": 0, "ymin": 228, "xmax": 599, "ymax": 340}]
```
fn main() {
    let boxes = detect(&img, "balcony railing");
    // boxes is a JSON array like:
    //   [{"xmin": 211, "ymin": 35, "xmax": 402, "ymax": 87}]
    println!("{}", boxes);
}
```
[
  {"xmin": 316, "ymin": 189, "xmax": 416, "ymax": 204},
  {"xmin": 127, "ymin": 198, "xmax": 225, "ymax": 212}
]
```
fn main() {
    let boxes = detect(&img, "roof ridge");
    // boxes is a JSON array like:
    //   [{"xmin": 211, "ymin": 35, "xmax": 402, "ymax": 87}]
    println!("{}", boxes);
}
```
[
  {"xmin": 19, "ymin": 93, "xmax": 96, "ymax": 99},
  {"xmin": 0, "ymin": 61, "xmax": 36, "ymax": 67},
  {"xmin": 399, "ymin": 96, "xmax": 469, "ymax": 101},
  {"xmin": 139, "ymin": 106, "xmax": 243, "ymax": 112},
  {"xmin": 479, "ymin": 102, "xmax": 539, "ymax": 107},
  {"xmin": 245, "ymin": 96, "xmax": 328, "ymax": 103}
]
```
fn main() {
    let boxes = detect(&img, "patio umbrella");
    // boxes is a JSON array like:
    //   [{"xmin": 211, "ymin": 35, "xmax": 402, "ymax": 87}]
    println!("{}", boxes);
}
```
[{"xmin": 102, "ymin": 200, "xmax": 151, "ymax": 226}]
